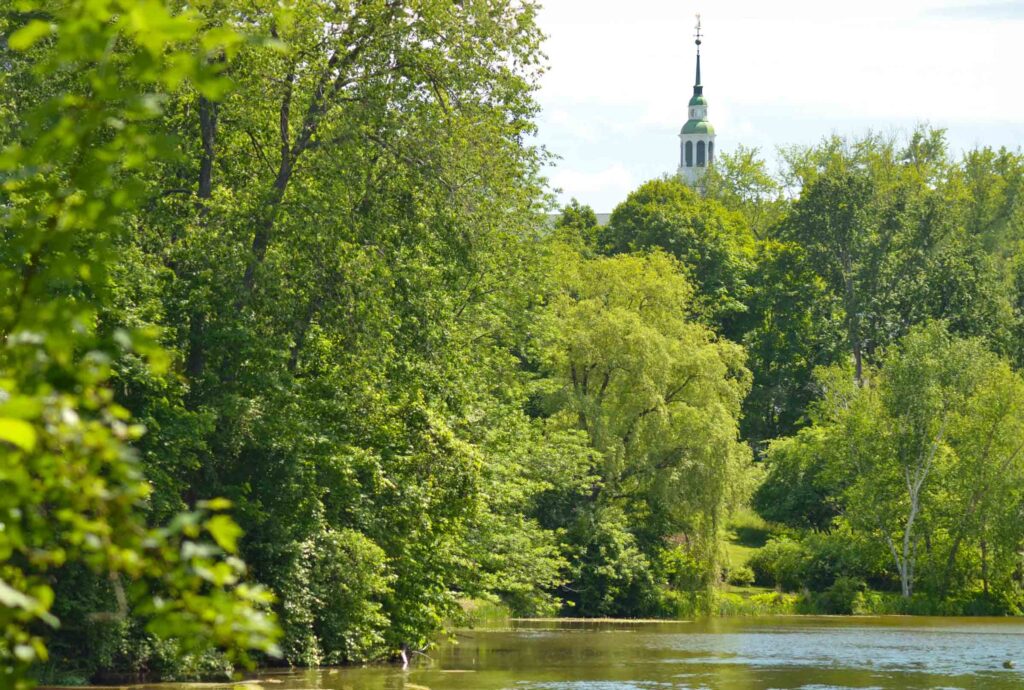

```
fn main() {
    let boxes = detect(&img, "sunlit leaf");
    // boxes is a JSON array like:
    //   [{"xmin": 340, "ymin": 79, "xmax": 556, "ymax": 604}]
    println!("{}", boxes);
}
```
[
  {"xmin": 0, "ymin": 418, "xmax": 37, "ymax": 451},
  {"xmin": 206, "ymin": 515, "xmax": 243, "ymax": 553},
  {"xmin": 8, "ymin": 20, "xmax": 53, "ymax": 51}
]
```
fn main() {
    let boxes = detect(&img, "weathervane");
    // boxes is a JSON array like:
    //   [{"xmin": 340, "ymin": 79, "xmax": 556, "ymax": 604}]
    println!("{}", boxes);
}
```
[{"xmin": 694, "ymin": 13, "xmax": 702, "ymax": 52}]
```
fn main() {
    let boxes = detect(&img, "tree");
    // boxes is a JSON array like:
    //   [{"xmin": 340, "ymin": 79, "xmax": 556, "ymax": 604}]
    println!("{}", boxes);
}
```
[
  {"xmin": 556, "ymin": 198, "xmax": 600, "ymax": 233},
  {"xmin": 94, "ymin": 0, "xmax": 565, "ymax": 667},
  {"xmin": 552, "ymin": 198, "xmax": 600, "ymax": 254},
  {"xmin": 598, "ymin": 177, "xmax": 756, "ymax": 340},
  {"xmin": 786, "ymin": 323, "xmax": 1024, "ymax": 601},
  {"xmin": 935, "ymin": 355, "xmax": 1024, "ymax": 597},
  {"xmin": 703, "ymin": 144, "xmax": 785, "ymax": 239},
  {"xmin": 776, "ymin": 131, "xmax": 1012, "ymax": 387},
  {"xmin": 534, "ymin": 248, "xmax": 754, "ymax": 613},
  {"xmin": 4, "ymin": 0, "xmax": 572, "ymax": 676},
  {"xmin": 0, "ymin": 2, "xmax": 278, "ymax": 686},
  {"xmin": 741, "ymin": 240, "xmax": 844, "ymax": 445},
  {"xmin": 754, "ymin": 426, "xmax": 844, "ymax": 531},
  {"xmin": 778, "ymin": 166, "xmax": 876, "ymax": 383},
  {"xmin": 958, "ymin": 146, "xmax": 1024, "ymax": 261}
]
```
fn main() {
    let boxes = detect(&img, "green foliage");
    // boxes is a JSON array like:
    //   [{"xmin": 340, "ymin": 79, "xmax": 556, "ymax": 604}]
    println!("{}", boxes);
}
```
[
  {"xmin": 754, "ymin": 428, "xmax": 844, "ymax": 531},
  {"xmin": 705, "ymin": 136, "xmax": 1013, "ymax": 453},
  {"xmin": 553, "ymin": 198, "xmax": 601, "ymax": 254},
  {"xmin": 532, "ymin": 247, "xmax": 755, "ymax": 616},
  {"xmin": 746, "ymin": 526, "xmax": 890, "ymax": 595},
  {"xmin": 813, "ymin": 577, "xmax": 868, "ymax": 615},
  {"xmin": 760, "ymin": 322, "xmax": 1024, "ymax": 609},
  {"xmin": 742, "ymin": 129, "xmax": 1016, "ymax": 448},
  {"xmin": 276, "ymin": 527, "xmax": 391, "ymax": 666},
  {"xmin": 565, "ymin": 506, "xmax": 660, "ymax": 618},
  {"xmin": 599, "ymin": 177, "xmax": 756, "ymax": 339},
  {"xmin": 66, "ymin": 0, "xmax": 561, "ymax": 671},
  {"xmin": 6, "ymin": 4, "xmax": 1024, "ymax": 681},
  {"xmin": 748, "ymin": 537, "xmax": 807, "ymax": 591},
  {"xmin": 703, "ymin": 144, "xmax": 785, "ymax": 239},
  {"xmin": 0, "ymin": 1, "xmax": 279, "ymax": 685},
  {"xmin": 458, "ymin": 599, "xmax": 513, "ymax": 628},
  {"xmin": 4, "ymin": 0, "xmax": 584, "ymax": 674},
  {"xmin": 712, "ymin": 590, "xmax": 800, "ymax": 616},
  {"xmin": 741, "ymin": 240, "xmax": 844, "ymax": 445},
  {"xmin": 726, "ymin": 565, "xmax": 755, "ymax": 587}
]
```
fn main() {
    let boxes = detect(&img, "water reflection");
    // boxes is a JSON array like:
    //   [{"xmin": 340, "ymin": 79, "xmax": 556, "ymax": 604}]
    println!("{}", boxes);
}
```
[{"xmin": 153, "ymin": 617, "xmax": 1024, "ymax": 690}]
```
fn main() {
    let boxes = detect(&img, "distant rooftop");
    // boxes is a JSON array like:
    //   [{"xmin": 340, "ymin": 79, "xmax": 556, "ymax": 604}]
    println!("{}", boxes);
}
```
[{"xmin": 545, "ymin": 213, "xmax": 611, "ymax": 227}]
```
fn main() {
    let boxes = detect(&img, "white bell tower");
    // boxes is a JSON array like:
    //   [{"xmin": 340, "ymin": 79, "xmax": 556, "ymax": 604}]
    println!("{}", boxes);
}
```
[{"xmin": 678, "ymin": 15, "xmax": 716, "ymax": 187}]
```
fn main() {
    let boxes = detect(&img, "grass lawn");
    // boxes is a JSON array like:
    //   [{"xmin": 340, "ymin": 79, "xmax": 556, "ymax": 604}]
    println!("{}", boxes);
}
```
[
  {"xmin": 723, "ymin": 584, "xmax": 777, "ymax": 597},
  {"xmin": 724, "ymin": 539, "xmax": 762, "ymax": 568},
  {"xmin": 724, "ymin": 507, "xmax": 773, "ymax": 568}
]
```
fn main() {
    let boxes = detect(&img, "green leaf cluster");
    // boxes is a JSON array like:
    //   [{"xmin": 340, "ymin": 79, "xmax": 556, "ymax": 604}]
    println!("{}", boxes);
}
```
[{"xmin": 1, "ymin": 1, "xmax": 279, "ymax": 686}]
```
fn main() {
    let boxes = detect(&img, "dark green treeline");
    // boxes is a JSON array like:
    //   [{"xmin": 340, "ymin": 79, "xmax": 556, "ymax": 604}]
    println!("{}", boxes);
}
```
[{"xmin": 3, "ymin": 1, "xmax": 1024, "ymax": 685}]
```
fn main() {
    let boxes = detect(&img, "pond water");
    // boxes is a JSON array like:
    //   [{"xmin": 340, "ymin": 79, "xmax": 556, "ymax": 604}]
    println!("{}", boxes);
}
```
[{"xmin": 184, "ymin": 617, "xmax": 1024, "ymax": 690}]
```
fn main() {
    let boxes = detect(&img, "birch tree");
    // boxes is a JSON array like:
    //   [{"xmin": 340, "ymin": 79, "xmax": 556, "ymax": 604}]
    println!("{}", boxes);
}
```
[{"xmin": 830, "ymin": 324, "xmax": 1000, "ymax": 597}]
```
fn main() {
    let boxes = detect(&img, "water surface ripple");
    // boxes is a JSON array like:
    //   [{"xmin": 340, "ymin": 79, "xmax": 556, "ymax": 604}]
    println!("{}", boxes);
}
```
[{"xmin": 199, "ymin": 617, "xmax": 1024, "ymax": 690}]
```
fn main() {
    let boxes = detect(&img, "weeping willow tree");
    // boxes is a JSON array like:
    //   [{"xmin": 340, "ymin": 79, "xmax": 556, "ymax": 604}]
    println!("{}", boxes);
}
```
[{"xmin": 533, "ymin": 247, "xmax": 755, "ymax": 615}]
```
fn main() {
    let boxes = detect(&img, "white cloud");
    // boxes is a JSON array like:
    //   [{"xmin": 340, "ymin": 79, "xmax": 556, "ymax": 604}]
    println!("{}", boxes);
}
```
[
  {"xmin": 533, "ymin": 0, "xmax": 1023, "ymax": 210},
  {"xmin": 551, "ymin": 164, "xmax": 636, "ymax": 204},
  {"xmin": 540, "ymin": 108, "xmax": 605, "ymax": 143}
]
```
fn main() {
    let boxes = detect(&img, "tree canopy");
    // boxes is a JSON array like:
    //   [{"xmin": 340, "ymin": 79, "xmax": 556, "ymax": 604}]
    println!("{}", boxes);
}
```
[{"xmin": 4, "ymin": 2, "xmax": 1024, "ymax": 682}]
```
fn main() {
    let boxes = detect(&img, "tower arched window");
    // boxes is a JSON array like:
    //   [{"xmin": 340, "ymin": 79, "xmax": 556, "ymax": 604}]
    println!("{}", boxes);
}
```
[
  {"xmin": 697, "ymin": 140, "xmax": 706, "ymax": 167},
  {"xmin": 708, "ymin": 141, "xmax": 714, "ymax": 164},
  {"xmin": 685, "ymin": 141, "xmax": 693, "ymax": 167}
]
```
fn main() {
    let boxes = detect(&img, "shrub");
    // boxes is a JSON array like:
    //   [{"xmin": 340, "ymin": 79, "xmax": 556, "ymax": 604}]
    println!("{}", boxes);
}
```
[
  {"xmin": 960, "ymin": 590, "xmax": 1022, "ymax": 617},
  {"xmin": 726, "ymin": 565, "xmax": 756, "ymax": 587},
  {"xmin": 659, "ymin": 546, "xmax": 713, "ymax": 591},
  {"xmin": 459, "ymin": 598, "xmax": 513, "ymax": 627},
  {"xmin": 799, "ymin": 527, "xmax": 892, "ymax": 591},
  {"xmin": 660, "ymin": 589, "xmax": 710, "ymax": 618},
  {"xmin": 747, "ymin": 536, "xmax": 806, "ymax": 591},
  {"xmin": 565, "ymin": 512, "xmax": 661, "ymax": 617},
  {"xmin": 747, "ymin": 527, "xmax": 893, "ymax": 594},
  {"xmin": 814, "ymin": 576, "xmax": 867, "ymax": 614},
  {"xmin": 277, "ymin": 527, "xmax": 392, "ymax": 666},
  {"xmin": 713, "ymin": 591, "xmax": 800, "ymax": 616}
]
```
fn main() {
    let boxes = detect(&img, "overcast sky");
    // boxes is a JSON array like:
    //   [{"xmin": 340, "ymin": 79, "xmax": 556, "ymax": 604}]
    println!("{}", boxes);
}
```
[{"xmin": 534, "ymin": 0, "xmax": 1024, "ymax": 211}]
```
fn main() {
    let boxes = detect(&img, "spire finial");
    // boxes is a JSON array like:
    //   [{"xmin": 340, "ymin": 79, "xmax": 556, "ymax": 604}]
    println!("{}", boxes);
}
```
[{"xmin": 693, "ymin": 14, "xmax": 703, "ymax": 89}]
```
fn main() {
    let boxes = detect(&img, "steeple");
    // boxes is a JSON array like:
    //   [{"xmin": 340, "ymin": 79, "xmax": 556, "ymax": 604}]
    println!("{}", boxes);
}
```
[
  {"xmin": 677, "ymin": 13, "xmax": 715, "ymax": 187},
  {"xmin": 693, "ymin": 14, "xmax": 703, "ymax": 97}
]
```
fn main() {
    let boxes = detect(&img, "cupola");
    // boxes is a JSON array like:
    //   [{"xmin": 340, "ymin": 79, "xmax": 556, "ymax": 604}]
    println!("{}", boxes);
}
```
[{"xmin": 678, "ymin": 14, "xmax": 716, "ymax": 187}]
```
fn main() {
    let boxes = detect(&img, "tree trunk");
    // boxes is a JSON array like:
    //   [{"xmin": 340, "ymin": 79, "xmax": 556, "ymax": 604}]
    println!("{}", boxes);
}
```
[
  {"xmin": 981, "ymin": 538, "xmax": 989, "ymax": 595},
  {"xmin": 287, "ymin": 295, "xmax": 322, "ymax": 374},
  {"xmin": 899, "ymin": 476, "xmax": 921, "ymax": 597},
  {"xmin": 197, "ymin": 96, "xmax": 217, "ymax": 203},
  {"xmin": 844, "ymin": 275, "xmax": 864, "ymax": 385},
  {"xmin": 184, "ymin": 96, "xmax": 218, "ymax": 384},
  {"xmin": 241, "ymin": 176, "xmax": 288, "ymax": 296},
  {"xmin": 852, "ymin": 338, "xmax": 863, "ymax": 387},
  {"xmin": 240, "ymin": 68, "xmax": 298, "ymax": 300}
]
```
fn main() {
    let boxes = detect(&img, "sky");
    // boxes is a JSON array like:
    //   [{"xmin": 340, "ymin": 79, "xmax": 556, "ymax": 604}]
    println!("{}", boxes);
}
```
[{"xmin": 534, "ymin": 0, "xmax": 1024, "ymax": 211}]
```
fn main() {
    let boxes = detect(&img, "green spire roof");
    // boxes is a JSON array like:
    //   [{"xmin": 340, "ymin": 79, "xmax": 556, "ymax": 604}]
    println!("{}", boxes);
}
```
[
  {"xmin": 680, "ymin": 14, "xmax": 712, "ymax": 137},
  {"xmin": 681, "ymin": 120, "xmax": 715, "ymax": 135}
]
